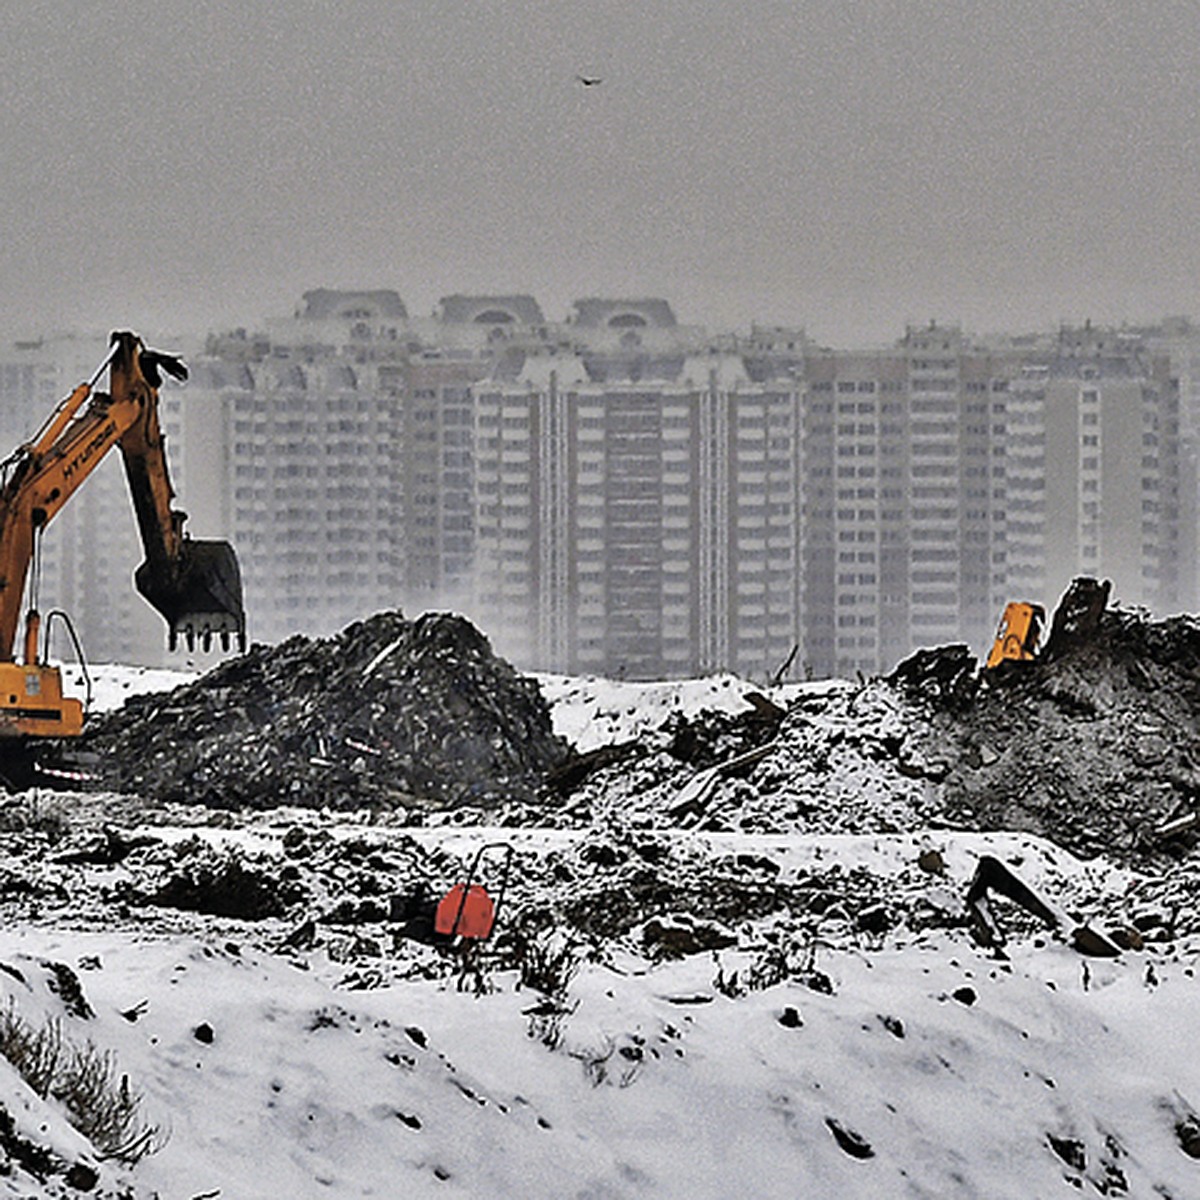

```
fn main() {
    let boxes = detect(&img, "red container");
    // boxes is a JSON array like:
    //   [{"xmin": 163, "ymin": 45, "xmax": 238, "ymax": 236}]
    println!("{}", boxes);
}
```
[{"xmin": 434, "ymin": 884, "xmax": 496, "ymax": 939}]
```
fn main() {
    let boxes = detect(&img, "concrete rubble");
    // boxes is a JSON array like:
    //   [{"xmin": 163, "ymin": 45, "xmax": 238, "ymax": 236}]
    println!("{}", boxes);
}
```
[
  {"xmin": 900, "ymin": 576, "xmax": 1200, "ymax": 863},
  {"xmin": 555, "ymin": 577, "xmax": 1200, "ymax": 868}
]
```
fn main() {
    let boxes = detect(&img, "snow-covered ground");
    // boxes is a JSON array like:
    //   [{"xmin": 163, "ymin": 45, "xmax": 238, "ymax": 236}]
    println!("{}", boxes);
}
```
[
  {"xmin": 2, "ymin": 899, "xmax": 1197, "ymax": 1199},
  {"xmin": 59, "ymin": 663, "xmax": 198, "ymax": 718},
  {"xmin": 0, "ymin": 664, "xmax": 1197, "ymax": 1197},
  {"xmin": 536, "ymin": 671, "xmax": 845, "ymax": 752}
]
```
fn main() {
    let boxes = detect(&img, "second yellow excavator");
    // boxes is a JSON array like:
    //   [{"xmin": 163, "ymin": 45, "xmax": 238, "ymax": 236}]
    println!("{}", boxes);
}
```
[
  {"xmin": 0, "ymin": 330, "xmax": 245, "ymax": 759},
  {"xmin": 985, "ymin": 600, "xmax": 1045, "ymax": 669}
]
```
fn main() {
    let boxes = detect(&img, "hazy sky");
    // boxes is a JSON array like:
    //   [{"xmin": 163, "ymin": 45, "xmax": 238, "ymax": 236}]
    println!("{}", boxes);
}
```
[{"xmin": 3, "ymin": 0, "xmax": 1200, "ymax": 346}]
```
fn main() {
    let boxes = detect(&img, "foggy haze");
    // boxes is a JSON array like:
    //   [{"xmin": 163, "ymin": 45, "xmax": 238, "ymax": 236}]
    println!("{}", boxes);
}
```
[{"xmin": 2, "ymin": 0, "xmax": 1198, "ymax": 344}]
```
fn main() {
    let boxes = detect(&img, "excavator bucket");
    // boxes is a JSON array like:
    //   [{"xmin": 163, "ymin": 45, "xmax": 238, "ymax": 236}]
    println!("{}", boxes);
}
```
[
  {"xmin": 134, "ymin": 538, "xmax": 246, "ymax": 653},
  {"xmin": 984, "ymin": 601, "xmax": 1044, "ymax": 669}
]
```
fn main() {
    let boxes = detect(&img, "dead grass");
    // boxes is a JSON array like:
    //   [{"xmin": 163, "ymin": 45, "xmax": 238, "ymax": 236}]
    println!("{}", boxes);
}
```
[{"xmin": 0, "ymin": 999, "xmax": 164, "ymax": 1163}]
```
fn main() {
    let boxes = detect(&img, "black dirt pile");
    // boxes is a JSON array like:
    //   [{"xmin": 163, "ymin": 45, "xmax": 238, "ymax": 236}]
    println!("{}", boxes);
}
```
[
  {"xmin": 106, "ymin": 824, "xmax": 450, "ymax": 929},
  {"xmin": 893, "ymin": 577, "xmax": 1200, "ymax": 862},
  {"xmin": 81, "ymin": 611, "xmax": 569, "ymax": 810}
]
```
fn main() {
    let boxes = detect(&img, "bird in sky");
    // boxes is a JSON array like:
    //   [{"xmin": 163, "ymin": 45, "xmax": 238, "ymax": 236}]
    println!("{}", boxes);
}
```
[{"xmin": 576, "ymin": 74, "xmax": 602, "ymax": 87}]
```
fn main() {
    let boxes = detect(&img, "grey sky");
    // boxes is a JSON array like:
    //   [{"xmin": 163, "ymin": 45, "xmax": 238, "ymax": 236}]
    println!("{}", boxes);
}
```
[{"xmin": 3, "ymin": 0, "xmax": 1199, "ymax": 345}]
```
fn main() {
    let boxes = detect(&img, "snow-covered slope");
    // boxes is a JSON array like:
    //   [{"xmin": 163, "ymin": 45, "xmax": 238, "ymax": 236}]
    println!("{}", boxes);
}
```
[
  {"xmin": 59, "ymin": 663, "xmax": 198, "ymax": 717},
  {"xmin": 0, "ymin": 902, "xmax": 1196, "ymax": 1199},
  {"xmin": 0, "ymin": 663, "xmax": 1195, "ymax": 1197},
  {"xmin": 536, "ymin": 672, "xmax": 839, "ymax": 752}
]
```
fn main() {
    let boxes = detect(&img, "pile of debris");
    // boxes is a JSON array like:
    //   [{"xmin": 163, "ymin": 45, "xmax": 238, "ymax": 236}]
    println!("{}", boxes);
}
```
[
  {"xmin": 559, "ymin": 677, "xmax": 942, "ymax": 838},
  {"xmin": 897, "ymin": 578, "xmax": 1200, "ymax": 861},
  {"xmin": 81, "ymin": 611, "xmax": 569, "ymax": 811},
  {"xmin": 74, "ymin": 577, "xmax": 1200, "ymax": 867},
  {"xmin": 553, "ymin": 579, "xmax": 1200, "ymax": 866}
]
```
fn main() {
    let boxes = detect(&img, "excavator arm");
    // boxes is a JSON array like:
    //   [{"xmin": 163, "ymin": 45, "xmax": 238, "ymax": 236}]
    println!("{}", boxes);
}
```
[
  {"xmin": 108, "ymin": 331, "xmax": 245, "ymax": 653},
  {"xmin": 0, "ymin": 331, "xmax": 245, "ymax": 745}
]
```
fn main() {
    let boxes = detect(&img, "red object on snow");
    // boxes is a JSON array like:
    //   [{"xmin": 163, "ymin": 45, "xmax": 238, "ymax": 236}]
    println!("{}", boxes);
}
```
[{"xmin": 435, "ymin": 884, "xmax": 496, "ymax": 939}]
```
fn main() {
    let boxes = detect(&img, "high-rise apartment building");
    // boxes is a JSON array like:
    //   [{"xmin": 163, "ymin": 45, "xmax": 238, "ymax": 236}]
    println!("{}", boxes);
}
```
[
  {"xmin": 5, "ymin": 298, "xmax": 1193, "ymax": 681},
  {"xmin": 191, "ymin": 295, "xmax": 409, "ymax": 645},
  {"xmin": 191, "ymin": 292, "xmax": 550, "ymax": 645},
  {"xmin": 472, "ymin": 358, "xmax": 800, "ymax": 678},
  {"xmin": 470, "ymin": 300, "xmax": 800, "ymax": 679},
  {"xmin": 394, "ymin": 296, "xmax": 546, "ymax": 610},
  {"xmin": 1132, "ymin": 317, "xmax": 1200, "ymax": 609},
  {"xmin": 777, "ymin": 325, "xmax": 1018, "ymax": 677},
  {"xmin": 1006, "ymin": 324, "xmax": 1184, "ymax": 612}
]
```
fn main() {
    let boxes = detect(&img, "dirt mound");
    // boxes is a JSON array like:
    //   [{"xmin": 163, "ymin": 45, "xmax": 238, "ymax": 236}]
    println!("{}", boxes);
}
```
[
  {"xmin": 82, "ymin": 610, "xmax": 569, "ymax": 810},
  {"xmin": 896, "ymin": 579, "xmax": 1200, "ymax": 861},
  {"xmin": 552, "ymin": 579, "xmax": 1200, "ymax": 865},
  {"xmin": 76, "ymin": 579, "xmax": 1200, "ymax": 864}
]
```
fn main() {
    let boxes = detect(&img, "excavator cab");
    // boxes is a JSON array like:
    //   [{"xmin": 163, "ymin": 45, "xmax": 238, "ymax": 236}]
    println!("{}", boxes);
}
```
[
  {"xmin": 985, "ymin": 601, "xmax": 1045, "ymax": 669},
  {"xmin": 0, "ymin": 608, "xmax": 88, "ymax": 787},
  {"xmin": 0, "ymin": 662, "xmax": 84, "ymax": 741}
]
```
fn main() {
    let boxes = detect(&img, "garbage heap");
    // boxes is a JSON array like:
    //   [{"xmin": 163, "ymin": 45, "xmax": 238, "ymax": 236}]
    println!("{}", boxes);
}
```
[
  {"xmin": 81, "ymin": 611, "xmax": 569, "ymax": 810},
  {"xmin": 890, "ymin": 577, "xmax": 1200, "ymax": 862},
  {"xmin": 551, "ymin": 578, "xmax": 1200, "ymax": 866}
]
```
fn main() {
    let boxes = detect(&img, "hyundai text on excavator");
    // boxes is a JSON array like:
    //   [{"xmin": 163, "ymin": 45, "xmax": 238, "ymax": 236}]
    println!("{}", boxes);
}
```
[{"xmin": 0, "ymin": 331, "xmax": 245, "ymax": 778}]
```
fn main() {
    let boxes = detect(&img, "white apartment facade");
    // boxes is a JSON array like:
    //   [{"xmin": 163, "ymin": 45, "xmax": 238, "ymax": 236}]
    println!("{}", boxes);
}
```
[
  {"xmin": 1005, "ymin": 325, "xmax": 1184, "ymax": 613},
  {"xmin": 4, "ymin": 300, "xmax": 1192, "ymax": 680},
  {"xmin": 471, "ymin": 348, "xmax": 799, "ymax": 680}
]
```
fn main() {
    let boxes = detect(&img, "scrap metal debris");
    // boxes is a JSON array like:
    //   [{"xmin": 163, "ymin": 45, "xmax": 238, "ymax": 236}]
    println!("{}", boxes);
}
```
[
  {"xmin": 1041, "ymin": 577, "xmax": 1112, "ymax": 661},
  {"xmin": 966, "ymin": 854, "xmax": 1120, "ymax": 957},
  {"xmin": 886, "ymin": 643, "xmax": 979, "ymax": 708},
  {"xmin": 81, "ymin": 610, "xmax": 569, "ymax": 811}
]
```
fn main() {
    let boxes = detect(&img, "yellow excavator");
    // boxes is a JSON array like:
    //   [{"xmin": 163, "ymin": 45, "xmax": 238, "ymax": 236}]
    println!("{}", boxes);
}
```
[
  {"xmin": 985, "ymin": 601, "xmax": 1045, "ymax": 669},
  {"xmin": 0, "ymin": 331, "xmax": 244, "ymax": 769}
]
